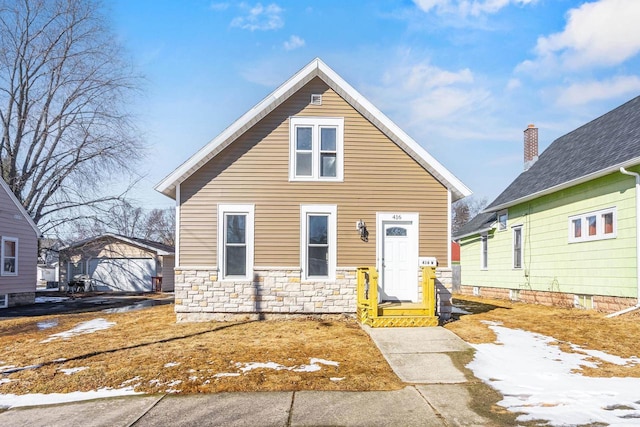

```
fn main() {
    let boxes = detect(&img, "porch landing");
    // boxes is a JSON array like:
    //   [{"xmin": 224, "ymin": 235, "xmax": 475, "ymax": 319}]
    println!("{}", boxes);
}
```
[{"xmin": 356, "ymin": 267, "xmax": 439, "ymax": 327}]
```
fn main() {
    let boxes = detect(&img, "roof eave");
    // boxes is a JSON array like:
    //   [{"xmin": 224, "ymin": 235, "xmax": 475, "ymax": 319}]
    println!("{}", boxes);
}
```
[
  {"xmin": 454, "ymin": 225, "xmax": 495, "ymax": 241},
  {"xmin": 483, "ymin": 156, "xmax": 640, "ymax": 213}
]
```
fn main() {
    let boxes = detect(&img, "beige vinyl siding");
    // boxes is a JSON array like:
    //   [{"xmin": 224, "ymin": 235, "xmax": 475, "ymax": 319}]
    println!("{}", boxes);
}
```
[
  {"xmin": 180, "ymin": 77, "xmax": 449, "ymax": 268},
  {"xmin": 0, "ymin": 187, "xmax": 38, "ymax": 294}
]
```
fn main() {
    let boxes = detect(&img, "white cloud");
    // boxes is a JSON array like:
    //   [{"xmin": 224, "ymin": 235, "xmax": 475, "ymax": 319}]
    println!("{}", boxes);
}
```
[
  {"xmin": 556, "ymin": 75, "xmax": 640, "ymax": 107},
  {"xmin": 376, "ymin": 59, "xmax": 491, "ymax": 123},
  {"xmin": 413, "ymin": 0, "xmax": 536, "ymax": 17},
  {"xmin": 230, "ymin": 3, "xmax": 284, "ymax": 31},
  {"xmin": 506, "ymin": 78, "xmax": 521, "ymax": 90},
  {"xmin": 520, "ymin": 0, "xmax": 640, "ymax": 72},
  {"xmin": 283, "ymin": 35, "xmax": 305, "ymax": 51}
]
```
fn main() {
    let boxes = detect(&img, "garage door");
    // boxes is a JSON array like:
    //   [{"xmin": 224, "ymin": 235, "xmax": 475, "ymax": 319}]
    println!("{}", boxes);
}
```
[{"xmin": 88, "ymin": 258, "xmax": 155, "ymax": 292}]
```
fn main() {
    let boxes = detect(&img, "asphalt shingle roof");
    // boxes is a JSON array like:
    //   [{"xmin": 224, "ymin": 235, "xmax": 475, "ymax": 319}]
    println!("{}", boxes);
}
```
[
  {"xmin": 486, "ymin": 95, "xmax": 640, "ymax": 211},
  {"xmin": 453, "ymin": 212, "xmax": 496, "ymax": 240}
]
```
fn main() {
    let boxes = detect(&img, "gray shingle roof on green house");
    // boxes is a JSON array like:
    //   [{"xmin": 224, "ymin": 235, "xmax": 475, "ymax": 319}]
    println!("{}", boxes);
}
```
[{"xmin": 486, "ymin": 95, "xmax": 640, "ymax": 212}]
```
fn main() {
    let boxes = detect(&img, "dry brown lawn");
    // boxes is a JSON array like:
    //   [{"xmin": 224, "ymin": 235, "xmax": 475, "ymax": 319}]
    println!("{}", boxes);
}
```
[
  {"xmin": 0, "ymin": 304, "xmax": 403, "ymax": 395},
  {"xmin": 446, "ymin": 294, "xmax": 640, "ymax": 378}
]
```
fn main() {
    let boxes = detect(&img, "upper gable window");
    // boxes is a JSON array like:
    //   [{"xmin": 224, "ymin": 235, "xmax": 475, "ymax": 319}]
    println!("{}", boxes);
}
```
[
  {"xmin": 289, "ymin": 117, "xmax": 344, "ymax": 182},
  {"xmin": 497, "ymin": 210, "xmax": 508, "ymax": 231}
]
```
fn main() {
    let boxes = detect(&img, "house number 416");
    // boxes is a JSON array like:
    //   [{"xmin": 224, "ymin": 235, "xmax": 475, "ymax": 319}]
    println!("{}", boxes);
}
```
[{"xmin": 392, "ymin": 214, "xmax": 402, "ymax": 220}]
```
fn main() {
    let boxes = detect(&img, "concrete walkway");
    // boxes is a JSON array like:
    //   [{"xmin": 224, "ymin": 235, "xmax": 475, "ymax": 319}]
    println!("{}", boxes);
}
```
[{"xmin": 0, "ymin": 327, "xmax": 492, "ymax": 427}]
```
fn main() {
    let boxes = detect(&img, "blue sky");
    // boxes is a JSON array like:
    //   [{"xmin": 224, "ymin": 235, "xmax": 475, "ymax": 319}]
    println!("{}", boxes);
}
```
[{"xmin": 109, "ymin": 0, "xmax": 640, "ymax": 209}]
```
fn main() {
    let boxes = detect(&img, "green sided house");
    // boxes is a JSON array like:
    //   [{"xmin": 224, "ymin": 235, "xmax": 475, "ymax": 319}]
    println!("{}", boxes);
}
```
[
  {"xmin": 155, "ymin": 58, "xmax": 471, "ymax": 322},
  {"xmin": 454, "ymin": 95, "xmax": 640, "ymax": 314}
]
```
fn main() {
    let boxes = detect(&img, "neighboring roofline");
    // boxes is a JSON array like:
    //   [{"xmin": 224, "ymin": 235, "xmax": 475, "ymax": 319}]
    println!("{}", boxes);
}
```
[
  {"xmin": 154, "ymin": 57, "xmax": 471, "ymax": 201},
  {"xmin": 0, "ymin": 178, "xmax": 41, "ymax": 237},
  {"xmin": 453, "ymin": 225, "xmax": 495, "ymax": 241},
  {"xmin": 483, "ymin": 156, "xmax": 640, "ymax": 213},
  {"xmin": 60, "ymin": 233, "xmax": 174, "ymax": 256}
]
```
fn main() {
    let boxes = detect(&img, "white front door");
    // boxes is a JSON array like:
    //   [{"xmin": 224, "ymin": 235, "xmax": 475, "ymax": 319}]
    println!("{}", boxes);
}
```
[{"xmin": 378, "ymin": 213, "xmax": 419, "ymax": 302}]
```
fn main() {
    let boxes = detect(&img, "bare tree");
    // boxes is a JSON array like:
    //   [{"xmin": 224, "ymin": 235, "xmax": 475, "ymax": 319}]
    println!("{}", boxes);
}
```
[
  {"xmin": 142, "ymin": 208, "xmax": 175, "ymax": 246},
  {"xmin": 0, "ymin": 0, "xmax": 144, "ymax": 235},
  {"xmin": 67, "ymin": 202, "xmax": 175, "ymax": 246},
  {"xmin": 452, "ymin": 196, "xmax": 488, "ymax": 233}
]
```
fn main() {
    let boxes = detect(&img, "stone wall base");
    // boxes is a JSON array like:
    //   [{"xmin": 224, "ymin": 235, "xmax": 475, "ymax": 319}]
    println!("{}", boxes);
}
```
[
  {"xmin": 174, "ymin": 266, "xmax": 454, "ymax": 322},
  {"xmin": 176, "ymin": 311, "xmax": 356, "ymax": 323},
  {"xmin": 458, "ymin": 285, "xmax": 638, "ymax": 313},
  {"xmin": 4, "ymin": 292, "xmax": 35, "ymax": 307}
]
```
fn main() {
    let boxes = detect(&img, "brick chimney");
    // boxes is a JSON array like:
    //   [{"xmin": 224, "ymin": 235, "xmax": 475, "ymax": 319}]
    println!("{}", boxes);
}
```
[{"xmin": 524, "ymin": 124, "xmax": 538, "ymax": 171}]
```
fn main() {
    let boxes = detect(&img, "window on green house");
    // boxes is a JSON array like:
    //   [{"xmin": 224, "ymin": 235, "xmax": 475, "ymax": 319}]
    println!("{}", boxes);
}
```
[
  {"xmin": 569, "ymin": 208, "xmax": 617, "ymax": 243},
  {"xmin": 513, "ymin": 226, "xmax": 522, "ymax": 269}
]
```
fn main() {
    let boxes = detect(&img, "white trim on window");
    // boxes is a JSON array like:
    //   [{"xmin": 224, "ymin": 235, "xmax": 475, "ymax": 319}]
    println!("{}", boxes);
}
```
[
  {"xmin": 512, "ymin": 225, "xmax": 523, "ymax": 269},
  {"xmin": 568, "ymin": 207, "xmax": 617, "ymax": 243},
  {"xmin": 0, "ymin": 294, "xmax": 7, "ymax": 308},
  {"xmin": 300, "ymin": 205, "xmax": 337, "ymax": 281},
  {"xmin": 497, "ymin": 210, "xmax": 508, "ymax": 231},
  {"xmin": 217, "ymin": 204, "xmax": 255, "ymax": 281},
  {"xmin": 480, "ymin": 233, "xmax": 488, "ymax": 270},
  {"xmin": 1, "ymin": 237, "xmax": 18, "ymax": 276},
  {"xmin": 289, "ymin": 117, "xmax": 344, "ymax": 182}
]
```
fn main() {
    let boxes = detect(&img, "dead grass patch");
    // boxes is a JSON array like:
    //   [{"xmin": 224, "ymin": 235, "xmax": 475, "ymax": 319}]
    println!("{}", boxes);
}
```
[
  {"xmin": 446, "ymin": 294, "xmax": 640, "ymax": 378},
  {"xmin": 0, "ymin": 305, "xmax": 403, "ymax": 395}
]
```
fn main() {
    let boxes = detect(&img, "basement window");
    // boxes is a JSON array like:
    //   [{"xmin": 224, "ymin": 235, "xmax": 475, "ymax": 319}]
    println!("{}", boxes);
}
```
[{"xmin": 0, "ymin": 294, "xmax": 7, "ymax": 308}]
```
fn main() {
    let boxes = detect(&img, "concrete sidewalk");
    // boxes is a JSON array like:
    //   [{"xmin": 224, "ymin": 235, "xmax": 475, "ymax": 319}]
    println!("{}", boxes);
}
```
[{"xmin": 0, "ymin": 327, "xmax": 491, "ymax": 426}]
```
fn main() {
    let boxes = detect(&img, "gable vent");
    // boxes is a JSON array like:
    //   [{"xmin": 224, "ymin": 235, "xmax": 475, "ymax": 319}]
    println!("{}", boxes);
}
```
[{"xmin": 310, "ymin": 94, "xmax": 322, "ymax": 105}]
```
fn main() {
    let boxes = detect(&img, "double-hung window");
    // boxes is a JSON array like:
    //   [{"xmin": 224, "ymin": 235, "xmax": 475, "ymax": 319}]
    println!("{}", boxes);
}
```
[
  {"xmin": 301, "ymin": 205, "xmax": 336, "ymax": 280},
  {"xmin": 512, "ymin": 226, "xmax": 523, "ymax": 269},
  {"xmin": 1, "ymin": 237, "xmax": 18, "ymax": 276},
  {"xmin": 218, "ymin": 204, "xmax": 254, "ymax": 280},
  {"xmin": 569, "ymin": 208, "xmax": 616, "ymax": 243},
  {"xmin": 480, "ymin": 234, "xmax": 488, "ymax": 270},
  {"xmin": 290, "ymin": 117, "xmax": 344, "ymax": 181}
]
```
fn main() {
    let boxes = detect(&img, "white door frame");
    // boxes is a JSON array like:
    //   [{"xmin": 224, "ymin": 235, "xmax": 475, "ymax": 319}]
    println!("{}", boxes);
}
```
[{"xmin": 376, "ymin": 212, "xmax": 419, "ymax": 302}]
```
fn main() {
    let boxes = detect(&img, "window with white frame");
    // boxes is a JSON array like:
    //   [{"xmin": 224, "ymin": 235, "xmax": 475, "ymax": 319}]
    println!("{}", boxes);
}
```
[
  {"xmin": 480, "ymin": 234, "xmax": 488, "ymax": 270},
  {"xmin": 301, "ymin": 205, "xmax": 336, "ymax": 280},
  {"xmin": 0, "ymin": 294, "xmax": 7, "ymax": 308},
  {"xmin": 289, "ymin": 117, "xmax": 344, "ymax": 181},
  {"xmin": 568, "ymin": 208, "xmax": 616, "ymax": 243},
  {"xmin": 1, "ymin": 237, "xmax": 18, "ymax": 276},
  {"xmin": 513, "ymin": 226, "xmax": 523, "ymax": 269},
  {"xmin": 218, "ymin": 204, "xmax": 254, "ymax": 280},
  {"xmin": 498, "ymin": 210, "xmax": 508, "ymax": 231}
]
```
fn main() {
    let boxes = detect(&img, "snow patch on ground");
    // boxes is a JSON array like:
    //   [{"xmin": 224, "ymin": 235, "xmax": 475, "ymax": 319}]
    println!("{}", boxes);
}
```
[
  {"xmin": 0, "ymin": 387, "xmax": 141, "ymax": 409},
  {"xmin": 468, "ymin": 322, "xmax": 640, "ymax": 426},
  {"xmin": 36, "ymin": 320, "xmax": 59, "ymax": 330},
  {"xmin": 35, "ymin": 296, "xmax": 69, "ymax": 304},
  {"xmin": 41, "ymin": 318, "xmax": 115, "ymax": 343},
  {"xmin": 59, "ymin": 367, "xmax": 88, "ymax": 375},
  {"xmin": 234, "ymin": 358, "xmax": 340, "ymax": 374},
  {"xmin": 164, "ymin": 362, "xmax": 180, "ymax": 368}
]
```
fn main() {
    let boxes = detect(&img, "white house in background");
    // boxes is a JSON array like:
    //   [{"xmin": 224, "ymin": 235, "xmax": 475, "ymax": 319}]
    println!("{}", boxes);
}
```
[
  {"xmin": 59, "ymin": 234, "xmax": 175, "ymax": 292},
  {"xmin": 0, "ymin": 178, "xmax": 41, "ymax": 307}
]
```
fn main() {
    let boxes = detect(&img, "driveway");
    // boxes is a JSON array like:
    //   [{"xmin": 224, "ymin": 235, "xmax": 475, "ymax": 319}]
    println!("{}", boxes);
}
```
[{"xmin": 0, "ymin": 292, "xmax": 174, "ymax": 319}]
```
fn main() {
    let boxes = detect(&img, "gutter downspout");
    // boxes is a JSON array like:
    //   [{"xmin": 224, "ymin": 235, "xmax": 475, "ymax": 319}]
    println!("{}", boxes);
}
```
[{"xmin": 606, "ymin": 167, "xmax": 640, "ymax": 318}]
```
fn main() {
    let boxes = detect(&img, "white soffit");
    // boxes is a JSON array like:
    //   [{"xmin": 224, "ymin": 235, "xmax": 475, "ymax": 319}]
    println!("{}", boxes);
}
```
[{"xmin": 155, "ymin": 58, "xmax": 471, "ymax": 201}]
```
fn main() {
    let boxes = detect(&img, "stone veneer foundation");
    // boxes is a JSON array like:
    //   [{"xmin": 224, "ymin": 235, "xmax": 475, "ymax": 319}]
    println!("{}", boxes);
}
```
[
  {"xmin": 4, "ymin": 292, "xmax": 36, "ymax": 307},
  {"xmin": 174, "ymin": 266, "xmax": 454, "ymax": 322},
  {"xmin": 458, "ymin": 285, "xmax": 638, "ymax": 313}
]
